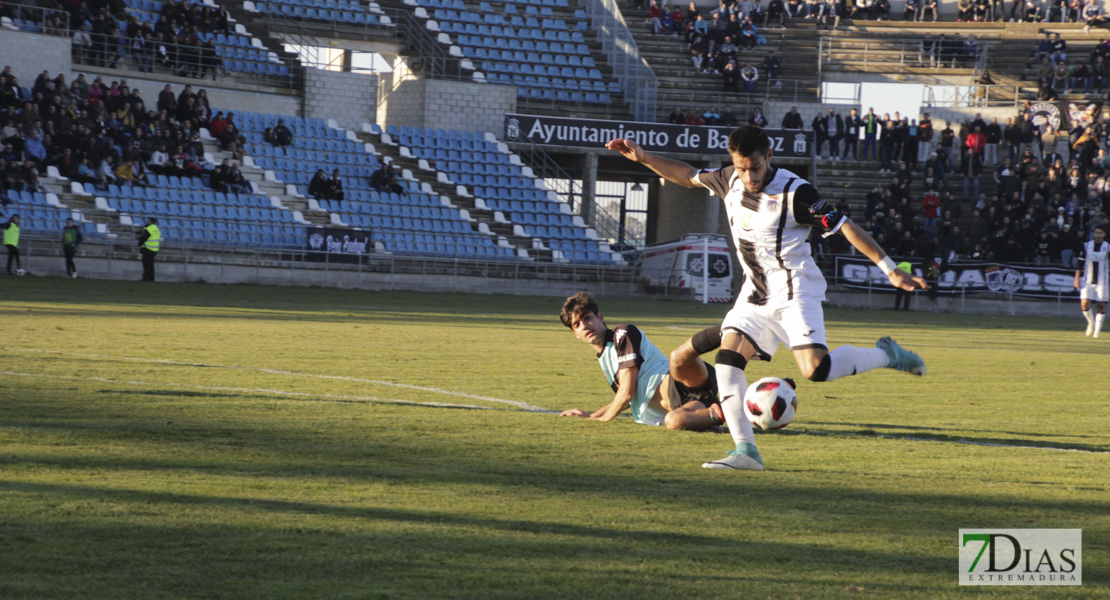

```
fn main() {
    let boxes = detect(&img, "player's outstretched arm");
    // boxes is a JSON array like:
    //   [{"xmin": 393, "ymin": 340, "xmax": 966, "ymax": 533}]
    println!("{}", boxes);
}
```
[
  {"xmin": 605, "ymin": 138, "xmax": 702, "ymax": 189},
  {"xmin": 839, "ymin": 221, "xmax": 928, "ymax": 291},
  {"xmin": 559, "ymin": 367, "xmax": 637, "ymax": 421}
]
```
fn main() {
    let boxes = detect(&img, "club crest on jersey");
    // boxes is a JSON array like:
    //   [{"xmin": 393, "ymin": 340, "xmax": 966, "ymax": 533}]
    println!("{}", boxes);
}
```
[{"xmin": 767, "ymin": 195, "xmax": 779, "ymax": 211}]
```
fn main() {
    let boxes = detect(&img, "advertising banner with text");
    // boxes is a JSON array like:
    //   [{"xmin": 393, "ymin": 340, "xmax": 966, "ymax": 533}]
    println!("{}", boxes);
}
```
[
  {"xmin": 504, "ymin": 113, "xmax": 813, "ymax": 157},
  {"xmin": 305, "ymin": 227, "xmax": 372, "ymax": 264},
  {"xmin": 833, "ymin": 256, "xmax": 1079, "ymax": 299}
]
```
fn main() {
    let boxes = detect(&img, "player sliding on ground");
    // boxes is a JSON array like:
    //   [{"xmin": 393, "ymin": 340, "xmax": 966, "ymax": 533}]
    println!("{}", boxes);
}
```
[
  {"xmin": 1075, "ymin": 223, "xmax": 1108, "ymax": 338},
  {"xmin": 559, "ymin": 292, "xmax": 726, "ymax": 431},
  {"xmin": 607, "ymin": 126, "xmax": 928, "ymax": 471}
]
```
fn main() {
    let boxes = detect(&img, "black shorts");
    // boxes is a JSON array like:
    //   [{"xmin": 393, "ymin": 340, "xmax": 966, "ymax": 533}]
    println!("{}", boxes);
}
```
[{"xmin": 673, "ymin": 360, "xmax": 720, "ymax": 408}]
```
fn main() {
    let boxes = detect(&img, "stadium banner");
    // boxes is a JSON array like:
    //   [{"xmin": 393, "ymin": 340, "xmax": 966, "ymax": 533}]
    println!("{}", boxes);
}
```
[
  {"xmin": 305, "ymin": 227, "xmax": 372, "ymax": 264},
  {"xmin": 503, "ymin": 113, "xmax": 814, "ymax": 157},
  {"xmin": 833, "ymin": 256, "xmax": 1079, "ymax": 299},
  {"xmin": 1025, "ymin": 101, "xmax": 1103, "ymax": 131}
]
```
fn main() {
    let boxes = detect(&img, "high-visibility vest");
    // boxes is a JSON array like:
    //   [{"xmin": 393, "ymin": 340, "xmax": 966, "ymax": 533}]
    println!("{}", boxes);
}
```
[
  {"xmin": 3, "ymin": 222, "xmax": 18, "ymax": 246},
  {"xmin": 143, "ymin": 225, "xmax": 161, "ymax": 252}
]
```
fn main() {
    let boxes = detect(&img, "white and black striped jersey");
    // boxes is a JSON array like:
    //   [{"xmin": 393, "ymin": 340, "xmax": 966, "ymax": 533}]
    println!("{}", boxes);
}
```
[
  {"xmin": 694, "ymin": 166, "xmax": 847, "ymax": 306},
  {"xmin": 596, "ymin": 325, "xmax": 669, "ymax": 425},
  {"xmin": 1078, "ymin": 239, "xmax": 1109, "ymax": 290}
]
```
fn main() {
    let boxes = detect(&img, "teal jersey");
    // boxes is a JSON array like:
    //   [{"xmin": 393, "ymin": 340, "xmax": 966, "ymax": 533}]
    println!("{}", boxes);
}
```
[{"xmin": 596, "ymin": 325, "xmax": 670, "ymax": 425}]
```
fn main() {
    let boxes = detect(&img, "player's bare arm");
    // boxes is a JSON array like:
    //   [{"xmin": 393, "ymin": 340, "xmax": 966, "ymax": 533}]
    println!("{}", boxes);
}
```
[
  {"xmin": 606, "ymin": 138, "xmax": 701, "ymax": 188},
  {"xmin": 560, "ymin": 366, "xmax": 638, "ymax": 421},
  {"xmin": 839, "ymin": 221, "xmax": 928, "ymax": 291}
]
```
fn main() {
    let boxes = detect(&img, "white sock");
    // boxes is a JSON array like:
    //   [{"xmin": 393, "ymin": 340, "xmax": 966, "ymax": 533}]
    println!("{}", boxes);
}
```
[
  {"xmin": 1083, "ymin": 308, "xmax": 1095, "ymax": 328},
  {"xmin": 1096, "ymin": 313, "xmax": 1105, "ymax": 335},
  {"xmin": 824, "ymin": 346, "xmax": 890, "ymax": 381},
  {"xmin": 715, "ymin": 363, "xmax": 755, "ymax": 446}
]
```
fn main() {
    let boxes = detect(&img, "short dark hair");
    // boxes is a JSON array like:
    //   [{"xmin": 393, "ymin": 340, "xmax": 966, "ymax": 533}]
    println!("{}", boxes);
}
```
[
  {"xmin": 727, "ymin": 125, "xmax": 771, "ymax": 156},
  {"xmin": 560, "ymin": 291, "xmax": 599, "ymax": 329},
  {"xmin": 1095, "ymin": 223, "xmax": 1108, "ymax": 235}
]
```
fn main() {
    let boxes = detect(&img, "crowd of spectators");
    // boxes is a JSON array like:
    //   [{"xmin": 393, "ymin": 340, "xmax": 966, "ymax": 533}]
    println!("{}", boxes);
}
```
[
  {"xmin": 0, "ymin": 66, "xmax": 213, "ymax": 201},
  {"xmin": 5, "ymin": 0, "xmax": 232, "ymax": 80}
]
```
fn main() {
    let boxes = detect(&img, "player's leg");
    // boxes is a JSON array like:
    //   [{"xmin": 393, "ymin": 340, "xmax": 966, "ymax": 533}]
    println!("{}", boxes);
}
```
[
  {"xmin": 787, "ymin": 298, "xmax": 925, "ymax": 380},
  {"xmin": 663, "ymin": 399, "xmax": 720, "ymax": 430},
  {"xmin": 1080, "ymin": 297, "xmax": 1094, "ymax": 336},
  {"xmin": 1095, "ymin": 301, "xmax": 1106, "ymax": 338},
  {"xmin": 669, "ymin": 325, "xmax": 721, "ymax": 388},
  {"xmin": 703, "ymin": 330, "xmax": 762, "ymax": 469}
]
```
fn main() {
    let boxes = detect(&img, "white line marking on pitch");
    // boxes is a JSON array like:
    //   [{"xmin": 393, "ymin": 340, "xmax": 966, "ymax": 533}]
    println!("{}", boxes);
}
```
[
  {"xmin": 0, "ymin": 370, "xmax": 558, "ymax": 413},
  {"xmin": 1, "ymin": 348, "xmax": 548, "ymax": 412}
]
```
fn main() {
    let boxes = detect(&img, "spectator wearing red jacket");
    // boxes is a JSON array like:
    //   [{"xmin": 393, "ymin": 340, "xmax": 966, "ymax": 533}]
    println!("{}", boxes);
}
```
[{"xmin": 922, "ymin": 189, "xmax": 940, "ymax": 239}]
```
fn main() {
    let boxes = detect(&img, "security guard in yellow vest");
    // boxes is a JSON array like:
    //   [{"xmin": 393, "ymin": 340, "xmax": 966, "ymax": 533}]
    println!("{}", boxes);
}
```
[
  {"xmin": 894, "ymin": 260, "xmax": 913, "ymax": 311},
  {"xmin": 2, "ymin": 213, "xmax": 22, "ymax": 275},
  {"xmin": 138, "ymin": 217, "xmax": 161, "ymax": 281}
]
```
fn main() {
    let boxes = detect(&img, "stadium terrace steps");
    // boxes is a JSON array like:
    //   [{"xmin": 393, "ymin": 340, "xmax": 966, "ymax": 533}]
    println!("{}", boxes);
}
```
[{"xmin": 622, "ymin": 9, "xmax": 821, "ymax": 122}]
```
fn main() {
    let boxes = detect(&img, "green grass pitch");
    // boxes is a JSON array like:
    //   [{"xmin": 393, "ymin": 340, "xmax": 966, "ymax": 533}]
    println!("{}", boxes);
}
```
[{"xmin": 1, "ymin": 278, "xmax": 1107, "ymax": 599}]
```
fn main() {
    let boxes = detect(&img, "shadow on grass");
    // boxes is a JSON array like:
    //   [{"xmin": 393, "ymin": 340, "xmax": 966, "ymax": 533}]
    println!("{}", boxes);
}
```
[{"xmin": 789, "ymin": 423, "xmax": 1110, "ymax": 453}]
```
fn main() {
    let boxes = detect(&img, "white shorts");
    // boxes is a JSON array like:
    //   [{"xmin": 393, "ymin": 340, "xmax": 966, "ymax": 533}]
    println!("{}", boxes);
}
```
[
  {"xmin": 720, "ymin": 294, "xmax": 828, "ymax": 362},
  {"xmin": 1079, "ymin": 281, "xmax": 1108, "ymax": 303}
]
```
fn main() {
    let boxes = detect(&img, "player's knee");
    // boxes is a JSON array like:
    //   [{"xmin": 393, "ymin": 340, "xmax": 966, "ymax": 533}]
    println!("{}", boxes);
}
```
[
  {"xmin": 664, "ymin": 411, "xmax": 685, "ymax": 430},
  {"xmin": 806, "ymin": 355, "xmax": 832, "ymax": 382},
  {"xmin": 669, "ymin": 346, "xmax": 695, "ymax": 369}
]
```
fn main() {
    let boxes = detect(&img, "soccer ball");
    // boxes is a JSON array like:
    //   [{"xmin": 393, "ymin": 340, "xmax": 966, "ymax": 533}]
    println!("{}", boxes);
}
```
[
  {"xmin": 14, "ymin": 268, "xmax": 25, "ymax": 276},
  {"xmin": 744, "ymin": 377, "xmax": 798, "ymax": 430}
]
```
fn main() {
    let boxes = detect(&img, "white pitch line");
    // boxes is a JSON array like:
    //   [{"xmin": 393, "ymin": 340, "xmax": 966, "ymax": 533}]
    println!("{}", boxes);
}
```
[
  {"xmin": 1, "ymin": 348, "xmax": 549, "ymax": 412},
  {"xmin": 0, "ymin": 370, "xmax": 561, "ymax": 412}
]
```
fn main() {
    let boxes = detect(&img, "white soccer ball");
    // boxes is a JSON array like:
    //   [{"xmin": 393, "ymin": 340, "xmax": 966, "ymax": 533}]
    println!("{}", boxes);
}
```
[
  {"xmin": 744, "ymin": 377, "xmax": 798, "ymax": 430},
  {"xmin": 14, "ymin": 268, "xmax": 25, "ymax": 276}
]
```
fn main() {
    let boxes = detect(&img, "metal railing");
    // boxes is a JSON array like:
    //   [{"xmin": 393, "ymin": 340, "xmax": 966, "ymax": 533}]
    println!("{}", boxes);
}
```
[
  {"xmin": 921, "ymin": 83, "xmax": 1025, "ymax": 107},
  {"xmin": 657, "ymin": 78, "xmax": 828, "ymax": 116},
  {"xmin": 73, "ymin": 30, "xmax": 305, "ymax": 90},
  {"xmin": 0, "ymin": 0, "xmax": 68, "ymax": 33},
  {"xmin": 582, "ymin": 0, "xmax": 657, "ymax": 121},
  {"xmin": 818, "ymin": 37, "xmax": 991, "ymax": 73},
  {"xmin": 507, "ymin": 137, "xmax": 621, "ymax": 244}
]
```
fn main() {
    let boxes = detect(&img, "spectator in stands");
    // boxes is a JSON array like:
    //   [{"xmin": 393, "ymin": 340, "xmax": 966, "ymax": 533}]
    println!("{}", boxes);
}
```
[
  {"xmin": 225, "ymin": 161, "xmax": 248, "ymax": 195},
  {"xmin": 921, "ymin": 0, "xmax": 938, "ymax": 20},
  {"xmin": 308, "ymin": 168, "xmax": 328, "ymax": 198},
  {"xmin": 688, "ymin": 13, "xmax": 708, "ymax": 42},
  {"xmin": 1084, "ymin": 0, "xmax": 1104, "ymax": 32},
  {"xmin": 749, "ymin": 107, "xmax": 768, "ymax": 127},
  {"xmin": 685, "ymin": 108, "xmax": 704, "ymax": 125},
  {"xmin": 649, "ymin": 1, "xmax": 665, "ymax": 33},
  {"xmin": 817, "ymin": 0, "xmax": 840, "ymax": 27},
  {"xmin": 738, "ymin": 16, "xmax": 758, "ymax": 50},
  {"xmin": 842, "ymin": 108, "xmax": 861, "ymax": 160},
  {"xmin": 922, "ymin": 188, "xmax": 940, "ymax": 238},
  {"xmin": 721, "ymin": 61, "xmax": 740, "ymax": 91},
  {"xmin": 879, "ymin": 116, "xmax": 897, "ymax": 173},
  {"xmin": 974, "ymin": 0, "xmax": 991, "ymax": 20},
  {"xmin": 703, "ymin": 106, "xmax": 720, "ymax": 125},
  {"xmin": 1052, "ymin": 59, "xmax": 1071, "ymax": 93},
  {"xmin": 780, "ymin": 106, "xmax": 802, "ymax": 130},
  {"xmin": 958, "ymin": 0, "xmax": 973, "ymax": 20},
  {"xmin": 271, "ymin": 118, "xmax": 293, "ymax": 154},
  {"xmin": 766, "ymin": 0, "xmax": 786, "ymax": 25},
  {"xmin": 938, "ymin": 120, "xmax": 956, "ymax": 170},
  {"xmin": 762, "ymin": 50, "xmax": 781, "ymax": 88},
  {"xmin": 812, "ymin": 111, "xmax": 829, "ymax": 159},
  {"xmin": 326, "ymin": 169, "xmax": 345, "ymax": 202},
  {"xmin": 149, "ymin": 144, "xmax": 170, "ymax": 174},
  {"xmin": 827, "ymin": 108, "xmax": 844, "ymax": 160},
  {"xmin": 873, "ymin": 0, "xmax": 891, "ymax": 19},
  {"xmin": 668, "ymin": 106, "xmax": 685, "ymax": 124},
  {"xmin": 370, "ymin": 161, "xmax": 405, "ymax": 195},
  {"xmin": 740, "ymin": 62, "xmax": 759, "ymax": 92},
  {"xmin": 719, "ymin": 105, "xmax": 739, "ymax": 126},
  {"xmin": 862, "ymin": 107, "xmax": 881, "ymax": 161},
  {"xmin": 904, "ymin": 0, "xmax": 920, "ymax": 19},
  {"xmin": 918, "ymin": 34, "xmax": 937, "ymax": 68},
  {"xmin": 786, "ymin": 0, "xmax": 807, "ymax": 18},
  {"xmin": 717, "ymin": 37, "xmax": 738, "ymax": 71},
  {"xmin": 904, "ymin": 119, "xmax": 920, "ymax": 170}
]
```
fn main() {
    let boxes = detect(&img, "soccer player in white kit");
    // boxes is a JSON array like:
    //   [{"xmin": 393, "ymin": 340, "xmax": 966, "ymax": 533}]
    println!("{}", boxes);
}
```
[
  {"xmin": 1075, "ymin": 224, "xmax": 1108, "ymax": 338},
  {"xmin": 607, "ymin": 126, "xmax": 927, "ymax": 471}
]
